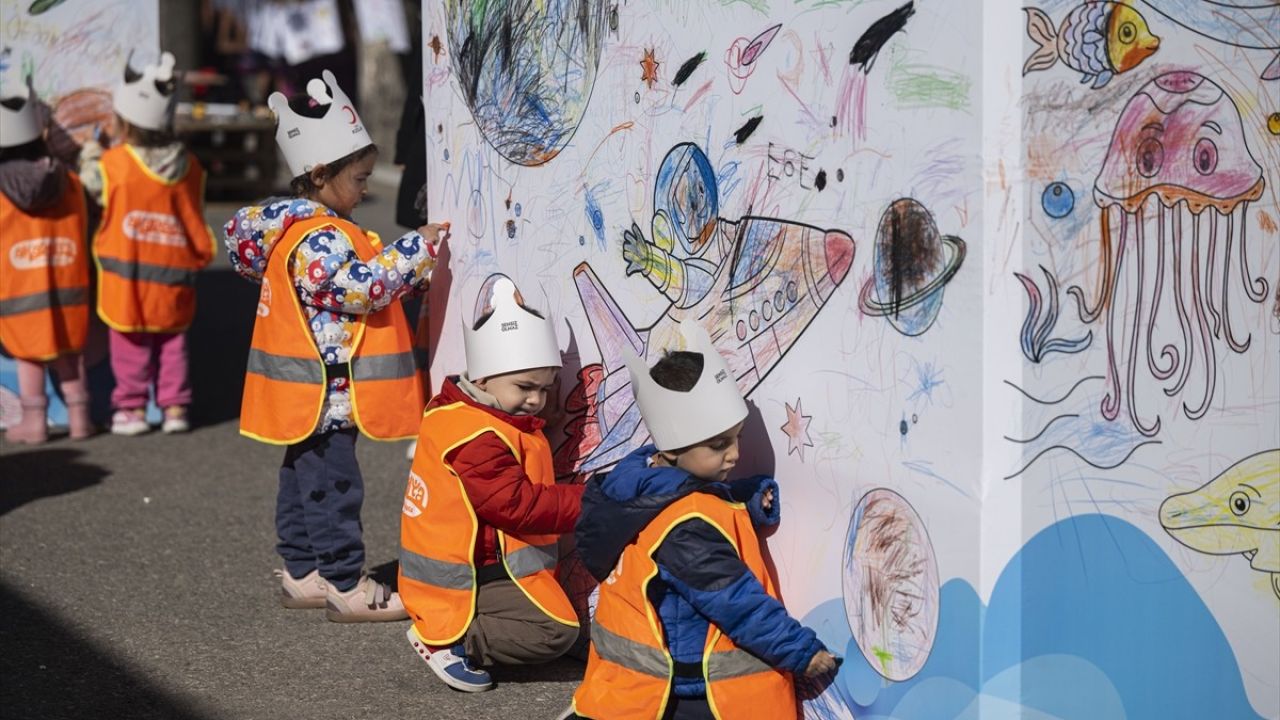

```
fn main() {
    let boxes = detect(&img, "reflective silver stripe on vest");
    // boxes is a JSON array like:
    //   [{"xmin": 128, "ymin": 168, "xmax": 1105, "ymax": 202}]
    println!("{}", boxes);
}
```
[
  {"xmin": 351, "ymin": 351, "xmax": 417, "ymax": 382},
  {"xmin": 245, "ymin": 348, "xmax": 325, "ymax": 384},
  {"xmin": 99, "ymin": 256, "xmax": 197, "ymax": 286},
  {"xmin": 400, "ymin": 546, "xmax": 474, "ymax": 591},
  {"xmin": 505, "ymin": 542, "xmax": 558, "ymax": 579},
  {"xmin": 0, "ymin": 287, "xmax": 89, "ymax": 316},
  {"xmin": 706, "ymin": 647, "xmax": 772, "ymax": 681},
  {"xmin": 590, "ymin": 622, "xmax": 671, "ymax": 679}
]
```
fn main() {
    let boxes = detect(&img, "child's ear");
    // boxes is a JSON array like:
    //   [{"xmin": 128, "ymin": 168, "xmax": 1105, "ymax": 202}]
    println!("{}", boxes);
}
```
[
  {"xmin": 472, "ymin": 377, "xmax": 488, "ymax": 391},
  {"xmin": 308, "ymin": 164, "xmax": 328, "ymax": 188}
]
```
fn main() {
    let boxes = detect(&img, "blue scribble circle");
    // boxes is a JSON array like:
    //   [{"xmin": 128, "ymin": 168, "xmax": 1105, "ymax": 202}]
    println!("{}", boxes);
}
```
[{"xmin": 1042, "ymin": 182, "xmax": 1075, "ymax": 219}]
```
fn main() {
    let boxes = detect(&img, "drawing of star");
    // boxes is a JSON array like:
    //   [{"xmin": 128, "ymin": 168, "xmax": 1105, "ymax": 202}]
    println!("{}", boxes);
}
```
[
  {"xmin": 640, "ymin": 48, "xmax": 660, "ymax": 89},
  {"xmin": 780, "ymin": 398, "xmax": 814, "ymax": 461}
]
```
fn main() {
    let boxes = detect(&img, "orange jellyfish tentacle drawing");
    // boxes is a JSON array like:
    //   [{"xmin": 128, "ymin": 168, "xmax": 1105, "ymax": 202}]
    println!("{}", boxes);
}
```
[{"xmin": 1074, "ymin": 71, "xmax": 1268, "ymax": 435}]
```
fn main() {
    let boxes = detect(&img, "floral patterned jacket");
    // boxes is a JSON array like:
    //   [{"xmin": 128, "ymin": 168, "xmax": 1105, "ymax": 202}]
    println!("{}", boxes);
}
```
[{"xmin": 224, "ymin": 197, "xmax": 433, "ymax": 434}]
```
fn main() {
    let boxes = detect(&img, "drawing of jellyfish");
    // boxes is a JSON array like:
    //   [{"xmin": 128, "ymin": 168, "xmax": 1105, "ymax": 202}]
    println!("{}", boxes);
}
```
[
  {"xmin": 1070, "ymin": 71, "xmax": 1268, "ymax": 436},
  {"xmin": 843, "ymin": 488, "xmax": 939, "ymax": 681},
  {"xmin": 445, "ymin": 0, "xmax": 609, "ymax": 166}
]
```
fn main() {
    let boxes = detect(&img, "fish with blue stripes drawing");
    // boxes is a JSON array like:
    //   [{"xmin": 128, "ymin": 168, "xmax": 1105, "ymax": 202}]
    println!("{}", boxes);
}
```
[{"xmin": 1023, "ymin": 2, "xmax": 1160, "ymax": 89}]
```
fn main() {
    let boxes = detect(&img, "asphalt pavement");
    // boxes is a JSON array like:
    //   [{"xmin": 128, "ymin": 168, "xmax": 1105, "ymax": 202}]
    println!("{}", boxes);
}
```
[{"xmin": 0, "ymin": 178, "xmax": 581, "ymax": 720}]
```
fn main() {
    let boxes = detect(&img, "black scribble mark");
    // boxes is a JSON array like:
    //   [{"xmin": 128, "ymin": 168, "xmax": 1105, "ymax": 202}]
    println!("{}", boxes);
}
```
[
  {"xmin": 1003, "ymin": 375, "xmax": 1104, "ymax": 405},
  {"xmin": 672, "ymin": 52, "xmax": 707, "ymax": 87},
  {"xmin": 836, "ymin": 169, "xmax": 845, "ymax": 182},
  {"xmin": 849, "ymin": 1, "xmax": 915, "ymax": 72},
  {"xmin": 733, "ymin": 115, "xmax": 763, "ymax": 144},
  {"xmin": 814, "ymin": 169, "xmax": 827, "ymax": 191}
]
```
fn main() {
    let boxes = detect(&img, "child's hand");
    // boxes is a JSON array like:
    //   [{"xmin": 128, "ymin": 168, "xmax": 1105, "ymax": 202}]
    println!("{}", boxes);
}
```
[
  {"xmin": 804, "ymin": 650, "xmax": 839, "ymax": 678},
  {"xmin": 761, "ymin": 488, "xmax": 774, "ymax": 512},
  {"xmin": 418, "ymin": 222, "xmax": 450, "ymax": 256}
]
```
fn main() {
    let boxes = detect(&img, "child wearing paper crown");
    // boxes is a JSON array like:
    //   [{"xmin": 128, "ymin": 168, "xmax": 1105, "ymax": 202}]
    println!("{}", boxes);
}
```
[
  {"xmin": 568, "ymin": 321, "xmax": 839, "ymax": 720},
  {"xmin": 224, "ymin": 69, "xmax": 446, "ymax": 622},
  {"xmin": 399, "ymin": 275, "xmax": 583, "ymax": 692},
  {"xmin": 78, "ymin": 51, "xmax": 215, "ymax": 436},
  {"xmin": 0, "ymin": 69, "xmax": 93, "ymax": 443}
]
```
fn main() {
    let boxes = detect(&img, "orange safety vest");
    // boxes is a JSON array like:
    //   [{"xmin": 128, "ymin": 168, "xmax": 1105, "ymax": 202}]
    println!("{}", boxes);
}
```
[
  {"xmin": 240, "ymin": 216, "xmax": 423, "ymax": 444},
  {"xmin": 399, "ymin": 401, "xmax": 579, "ymax": 644},
  {"xmin": 0, "ymin": 172, "xmax": 90, "ymax": 361},
  {"xmin": 92, "ymin": 144, "xmax": 214, "ymax": 333},
  {"xmin": 572, "ymin": 492, "xmax": 798, "ymax": 720}
]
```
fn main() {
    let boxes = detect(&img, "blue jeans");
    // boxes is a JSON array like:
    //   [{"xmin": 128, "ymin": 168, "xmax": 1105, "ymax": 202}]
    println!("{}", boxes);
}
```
[{"xmin": 275, "ymin": 428, "xmax": 364, "ymax": 591}]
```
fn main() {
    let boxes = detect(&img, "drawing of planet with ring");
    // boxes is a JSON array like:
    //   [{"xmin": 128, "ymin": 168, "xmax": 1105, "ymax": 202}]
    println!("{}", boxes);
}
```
[{"xmin": 859, "ymin": 198, "xmax": 967, "ymax": 336}]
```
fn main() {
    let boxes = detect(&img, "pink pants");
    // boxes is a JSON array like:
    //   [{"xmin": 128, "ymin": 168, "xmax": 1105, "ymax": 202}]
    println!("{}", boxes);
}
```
[{"xmin": 108, "ymin": 330, "xmax": 191, "ymax": 410}]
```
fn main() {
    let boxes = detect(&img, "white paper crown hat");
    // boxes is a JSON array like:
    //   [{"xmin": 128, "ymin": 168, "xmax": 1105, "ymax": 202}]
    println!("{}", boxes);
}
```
[
  {"xmin": 0, "ymin": 74, "xmax": 40, "ymax": 148},
  {"xmin": 463, "ymin": 276, "xmax": 562, "ymax": 380},
  {"xmin": 268, "ymin": 70, "xmax": 372, "ymax": 178},
  {"xmin": 113, "ymin": 51, "xmax": 177, "ymax": 131},
  {"xmin": 625, "ymin": 320, "xmax": 748, "ymax": 451}
]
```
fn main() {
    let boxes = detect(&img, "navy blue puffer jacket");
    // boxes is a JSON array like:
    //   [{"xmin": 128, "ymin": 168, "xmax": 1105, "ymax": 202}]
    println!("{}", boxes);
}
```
[{"xmin": 575, "ymin": 445, "xmax": 824, "ymax": 697}]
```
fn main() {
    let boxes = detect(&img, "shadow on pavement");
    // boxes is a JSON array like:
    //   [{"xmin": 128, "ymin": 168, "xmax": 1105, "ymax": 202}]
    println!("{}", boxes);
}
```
[
  {"xmin": 0, "ymin": 448, "xmax": 110, "ymax": 517},
  {"xmin": 188, "ymin": 269, "xmax": 259, "ymax": 428},
  {"xmin": 0, "ymin": 581, "xmax": 219, "ymax": 720},
  {"xmin": 495, "ymin": 656, "xmax": 585, "ymax": 685}
]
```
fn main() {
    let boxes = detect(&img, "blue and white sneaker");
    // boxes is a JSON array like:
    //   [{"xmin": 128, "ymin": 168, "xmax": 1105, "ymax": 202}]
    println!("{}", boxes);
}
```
[{"xmin": 406, "ymin": 626, "xmax": 493, "ymax": 692}]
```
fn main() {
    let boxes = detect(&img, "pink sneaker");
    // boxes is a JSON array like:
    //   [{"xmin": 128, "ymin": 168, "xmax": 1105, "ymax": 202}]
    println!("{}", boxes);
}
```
[
  {"xmin": 325, "ymin": 576, "xmax": 408, "ymax": 623},
  {"xmin": 110, "ymin": 409, "xmax": 149, "ymax": 436},
  {"xmin": 275, "ymin": 569, "xmax": 331, "ymax": 609},
  {"xmin": 161, "ymin": 406, "xmax": 190, "ymax": 434}
]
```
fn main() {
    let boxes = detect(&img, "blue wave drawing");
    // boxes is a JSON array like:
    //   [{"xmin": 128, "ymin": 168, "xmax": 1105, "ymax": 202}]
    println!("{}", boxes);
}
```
[{"xmin": 802, "ymin": 514, "xmax": 1264, "ymax": 719}]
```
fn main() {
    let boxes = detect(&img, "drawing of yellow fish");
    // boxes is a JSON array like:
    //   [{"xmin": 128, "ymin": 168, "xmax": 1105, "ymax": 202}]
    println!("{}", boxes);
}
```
[
  {"xmin": 1160, "ymin": 449, "xmax": 1280, "ymax": 599},
  {"xmin": 1023, "ymin": 2, "xmax": 1160, "ymax": 89}
]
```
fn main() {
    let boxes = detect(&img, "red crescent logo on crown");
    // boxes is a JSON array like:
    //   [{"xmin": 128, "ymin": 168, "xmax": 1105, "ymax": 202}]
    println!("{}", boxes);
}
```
[{"xmin": 342, "ymin": 105, "xmax": 357, "ymax": 124}]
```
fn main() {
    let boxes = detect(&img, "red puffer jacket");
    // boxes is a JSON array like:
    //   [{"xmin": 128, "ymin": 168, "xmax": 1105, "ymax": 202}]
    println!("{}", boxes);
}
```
[{"xmin": 430, "ymin": 377, "xmax": 584, "ymax": 568}]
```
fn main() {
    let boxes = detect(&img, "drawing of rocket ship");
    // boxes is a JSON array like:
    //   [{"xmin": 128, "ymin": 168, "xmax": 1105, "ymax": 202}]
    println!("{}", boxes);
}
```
[{"xmin": 570, "ymin": 142, "xmax": 855, "ymax": 472}]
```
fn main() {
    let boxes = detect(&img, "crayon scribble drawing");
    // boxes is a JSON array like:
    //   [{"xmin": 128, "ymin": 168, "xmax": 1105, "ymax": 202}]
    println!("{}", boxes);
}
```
[
  {"xmin": 445, "ymin": 0, "xmax": 609, "ymax": 166},
  {"xmin": 842, "ymin": 488, "xmax": 939, "ymax": 682},
  {"xmin": 1160, "ymin": 449, "xmax": 1280, "ymax": 599},
  {"xmin": 1073, "ymin": 72, "xmax": 1268, "ymax": 437},
  {"xmin": 857, "ymin": 198, "xmax": 966, "ymax": 337},
  {"xmin": 1022, "ymin": 2, "xmax": 1160, "ymax": 89},
  {"xmin": 560, "ymin": 142, "xmax": 854, "ymax": 473}
]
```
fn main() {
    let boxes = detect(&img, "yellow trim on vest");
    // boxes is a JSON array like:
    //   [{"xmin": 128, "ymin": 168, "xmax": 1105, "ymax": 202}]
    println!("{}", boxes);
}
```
[
  {"xmin": 497, "ymin": 531, "xmax": 580, "ymax": 628},
  {"xmin": 651, "ymin": 509, "xmax": 742, "ymax": 720},
  {"xmin": 406, "ymin": 420, "xmax": 498, "ymax": 645},
  {"xmin": 124, "ymin": 144, "xmax": 192, "ymax": 186},
  {"xmin": 245, "ymin": 221, "xmax": 334, "ymax": 445}
]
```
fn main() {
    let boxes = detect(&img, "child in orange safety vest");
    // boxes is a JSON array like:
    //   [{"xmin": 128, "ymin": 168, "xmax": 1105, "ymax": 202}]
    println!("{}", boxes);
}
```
[
  {"xmin": 567, "ymin": 321, "xmax": 840, "ymax": 720},
  {"xmin": 224, "ymin": 69, "xmax": 446, "ymax": 622},
  {"xmin": 0, "ymin": 71, "xmax": 93, "ymax": 443},
  {"xmin": 400, "ymin": 275, "xmax": 584, "ymax": 692},
  {"xmin": 80, "ymin": 51, "xmax": 214, "ymax": 436}
]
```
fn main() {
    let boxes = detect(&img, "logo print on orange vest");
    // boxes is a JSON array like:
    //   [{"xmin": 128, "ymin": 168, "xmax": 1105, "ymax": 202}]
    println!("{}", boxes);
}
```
[
  {"xmin": 257, "ymin": 277, "xmax": 271, "ymax": 318},
  {"xmin": 123, "ymin": 210, "xmax": 187, "ymax": 247},
  {"xmin": 8, "ymin": 237, "xmax": 78, "ymax": 269},
  {"xmin": 403, "ymin": 470, "xmax": 428, "ymax": 517}
]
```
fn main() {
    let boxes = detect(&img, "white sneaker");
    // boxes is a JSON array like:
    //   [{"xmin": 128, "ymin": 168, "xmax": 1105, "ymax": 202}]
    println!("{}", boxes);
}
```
[
  {"xmin": 110, "ymin": 409, "xmax": 149, "ymax": 436},
  {"xmin": 275, "ymin": 568, "xmax": 330, "ymax": 609},
  {"xmin": 325, "ymin": 575, "xmax": 408, "ymax": 623},
  {"xmin": 161, "ymin": 406, "xmax": 190, "ymax": 434},
  {"xmin": 406, "ymin": 625, "xmax": 493, "ymax": 692}
]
